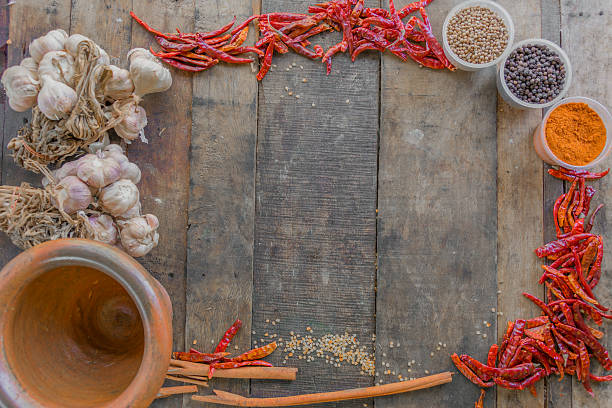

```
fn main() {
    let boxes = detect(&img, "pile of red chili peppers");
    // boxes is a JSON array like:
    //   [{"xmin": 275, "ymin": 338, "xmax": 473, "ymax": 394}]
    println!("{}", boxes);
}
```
[
  {"xmin": 453, "ymin": 167, "xmax": 612, "ymax": 406},
  {"xmin": 130, "ymin": 0, "xmax": 454, "ymax": 80},
  {"xmin": 173, "ymin": 319, "xmax": 278, "ymax": 379}
]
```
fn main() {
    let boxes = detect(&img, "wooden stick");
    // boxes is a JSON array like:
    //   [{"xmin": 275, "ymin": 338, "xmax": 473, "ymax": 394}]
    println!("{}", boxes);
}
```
[
  {"xmin": 166, "ymin": 374, "xmax": 210, "ymax": 387},
  {"xmin": 156, "ymin": 385, "xmax": 198, "ymax": 399},
  {"xmin": 192, "ymin": 372, "xmax": 452, "ymax": 406},
  {"xmin": 168, "ymin": 364, "xmax": 297, "ymax": 380}
]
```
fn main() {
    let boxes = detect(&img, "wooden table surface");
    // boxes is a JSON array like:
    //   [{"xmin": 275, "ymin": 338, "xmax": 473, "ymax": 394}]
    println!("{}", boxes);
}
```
[{"xmin": 1, "ymin": 1, "xmax": 611, "ymax": 407}]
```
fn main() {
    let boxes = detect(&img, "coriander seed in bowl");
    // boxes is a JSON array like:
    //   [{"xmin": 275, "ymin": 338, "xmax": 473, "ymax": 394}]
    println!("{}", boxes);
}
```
[{"xmin": 442, "ymin": 0, "xmax": 514, "ymax": 71}]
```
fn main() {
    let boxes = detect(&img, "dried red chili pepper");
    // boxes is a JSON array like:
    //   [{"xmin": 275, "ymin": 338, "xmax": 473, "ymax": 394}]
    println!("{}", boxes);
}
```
[
  {"xmin": 231, "ymin": 15, "xmax": 260, "ymax": 36},
  {"xmin": 487, "ymin": 344, "xmax": 498, "ymax": 367},
  {"xmin": 474, "ymin": 389, "xmax": 485, "ymax": 408},
  {"xmin": 461, "ymin": 355, "xmax": 535, "ymax": 381},
  {"xmin": 590, "ymin": 373, "xmax": 612, "ymax": 382},
  {"xmin": 214, "ymin": 319, "xmax": 243, "ymax": 353},
  {"xmin": 197, "ymin": 16, "xmax": 237, "ymax": 39},
  {"xmin": 577, "ymin": 341, "xmax": 594, "ymax": 396},
  {"xmin": 559, "ymin": 167, "xmax": 610, "ymax": 179},
  {"xmin": 558, "ymin": 179, "xmax": 577, "ymax": 229},
  {"xmin": 161, "ymin": 57, "xmax": 213, "ymax": 71},
  {"xmin": 499, "ymin": 320, "xmax": 525, "ymax": 368},
  {"xmin": 256, "ymin": 41, "xmax": 275, "ymax": 81},
  {"xmin": 231, "ymin": 341, "xmax": 277, "ymax": 362},
  {"xmin": 582, "ymin": 185, "xmax": 596, "ymax": 216},
  {"xmin": 228, "ymin": 46, "xmax": 265, "ymax": 57},
  {"xmin": 535, "ymin": 233, "xmax": 594, "ymax": 258},
  {"xmin": 588, "ymin": 237, "xmax": 604, "ymax": 288},
  {"xmin": 556, "ymin": 322, "xmax": 612, "ymax": 370},
  {"xmin": 451, "ymin": 354, "xmax": 495, "ymax": 388},
  {"xmin": 172, "ymin": 351, "xmax": 230, "ymax": 363},
  {"xmin": 494, "ymin": 368, "xmax": 545, "ymax": 390},
  {"xmin": 574, "ymin": 177, "xmax": 586, "ymax": 216},
  {"xmin": 416, "ymin": 8, "xmax": 454, "ymax": 70},
  {"xmin": 525, "ymin": 316, "xmax": 549, "ymax": 328},
  {"xmin": 322, "ymin": 40, "xmax": 348, "ymax": 74},
  {"xmin": 156, "ymin": 36, "xmax": 197, "ymax": 52},
  {"xmin": 566, "ymin": 190, "xmax": 580, "ymax": 230},
  {"xmin": 195, "ymin": 40, "xmax": 253, "ymax": 64},
  {"xmin": 398, "ymin": 0, "xmax": 435, "ymax": 18},
  {"xmin": 552, "ymin": 192, "xmax": 565, "ymax": 237},
  {"xmin": 585, "ymin": 204, "xmax": 604, "ymax": 233}
]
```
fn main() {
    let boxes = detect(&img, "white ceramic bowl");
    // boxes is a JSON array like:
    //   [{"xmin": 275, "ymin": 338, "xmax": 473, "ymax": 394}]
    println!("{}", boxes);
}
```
[
  {"xmin": 533, "ymin": 96, "xmax": 612, "ymax": 169},
  {"xmin": 442, "ymin": 0, "xmax": 514, "ymax": 71},
  {"xmin": 497, "ymin": 39, "xmax": 572, "ymax": 109}
]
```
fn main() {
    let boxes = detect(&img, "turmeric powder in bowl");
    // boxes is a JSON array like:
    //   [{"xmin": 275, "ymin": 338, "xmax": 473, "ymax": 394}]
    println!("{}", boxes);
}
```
[{"xmin": 545, "ymin": 102, "xmax": 606, "ymax": 166}]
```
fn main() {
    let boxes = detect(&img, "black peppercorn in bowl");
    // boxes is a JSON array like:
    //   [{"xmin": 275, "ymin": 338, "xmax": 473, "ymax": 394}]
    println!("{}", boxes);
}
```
[{"xmin": 497, "ymin": 39, "xmax": 572, "ymax": 109}]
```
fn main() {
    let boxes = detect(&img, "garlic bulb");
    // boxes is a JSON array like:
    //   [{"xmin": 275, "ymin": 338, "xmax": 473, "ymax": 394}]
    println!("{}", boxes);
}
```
[
  {"xmin": 99, "ymin": 179, "xmax": 140, "ymax": 216},
  {"xmin": 128, "ymin": 48, "xmax": 172, "ymax": 96},
  {"xmin": 87, "ymin": 133, "xmax": 110, "ymax": 154},
  {"xmin": 51, "ymin": 175, "xmax": 92, "ymax": 214},
  {"xmin": 20, "ymin": 58, "xmax": 39, "ymax": 80},
  {"xmin": 29, "ymin": 29, "xmax": 68, "ymax": 63},
  {"xmin": 119, "ymin": 201, "xmax": 141, "ymax": 220},
  {"xmin": 118, "ymin": 214, "xmax": 159, "ymax": 257},
  {"xmin": 81, "ymin": 213, "xmax": 118, "ymax": 245},
  {"xmin": 43, "ymin": 157, "xmax": 83, "ymax": 187},
  {"xmin": 119, "ymin": 161, "xmax": 141, "ymax": 184},
  {"xmin": 37, "ymin": 77, "xmax": 77, "ymax": 120},
  {"xmin": 114, "ymin": 102, "xmax": 147, "ymax": 141},
  {"xmin": 97, "ymin": 47, "xmax": 110, "ymax": 66},
  {"xmin": 103, "ymin": 65, "xmax": 134, "ymax": 100},
  {"xmin": 76, "ymin": 153, "xmax": 122, "ymax": 188},
  {"xmin": 38, "ymin": 51, "xmax": 75, "ymax": 86},
  {"xmin": 1, "ymin": 66, "xmax": 39, "ymax": 112}
]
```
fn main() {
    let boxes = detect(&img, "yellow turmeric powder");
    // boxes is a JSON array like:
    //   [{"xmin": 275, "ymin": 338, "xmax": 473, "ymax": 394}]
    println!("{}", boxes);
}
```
[{"xmin": 545, "ymin": 102, "xmax": 606, "ymax": 166}]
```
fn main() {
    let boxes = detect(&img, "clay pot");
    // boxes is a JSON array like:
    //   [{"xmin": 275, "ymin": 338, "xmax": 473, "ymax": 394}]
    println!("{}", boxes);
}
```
[{"xmin": 0, "ymin": 239, "xmax": 172, "ymax": 408}]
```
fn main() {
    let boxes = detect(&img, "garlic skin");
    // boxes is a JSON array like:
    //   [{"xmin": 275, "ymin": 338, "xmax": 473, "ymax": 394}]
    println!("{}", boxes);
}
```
[
  {"xmin": 76, "ymin": 153, "xmax": 122, "ymax": 188},
  {"xmin": 29, "ymin": 29, "xmax": 68, "ymax": 63},
  {"xmin": 80, "ymin": 213, "xmax": 118, "ymax": 245},
  {"xmin": 37, "ymin": 77, "xmax": 77, "ymax": 120},
  {"xmin": 1, "ymin": 65, "xmax": 39, "ymax": 112},
  {"xmin": 87, "ymin": 133, "xmax": 110, "ymax": 154},
  {"xmin": 43, "ymin": 157, "xmax": 83, "ymax": 187},
  {"xmin": 103, "ymin": 143, "xmax": 125, "ymax": 156},
  {"xmin": 118, "ymin": 201, "xmax": 141, "ymax": 220},
  {"xmin": 64, "ymin": 34, "xmax": 91, "ymax": 57},
  {"xmin": 118, "ymin": 214, "xmax": 159, "ymax": 257},
  {"xmin": 114, "ymin": 102, "xmax": 147, "ymax": 141},
  {"xmin": 99, "ymin": 179, "xmax": 140, "ymax": 216},
  {"xmin": 97, "ymin": 47, "xmax": 111, "ymax": 66},
  {"xmin": 103, "ymin": 65, "xmax": 134, "ymax": 100},
  {"xmin": 51, "ymin": 175, "xmax": 93, "ymax": 214},
  {"xmin": 128, "ymin": 48, "xmax": 172, "ymax": 96},
  {"xmin": 119, "ymin": 161, "xmax": 141, "ymax": 184},
  {"xmin": 38, "ymin": 50, "xmax": 75, "ymax": 86},
  {"xmin": 20, "ymin": 58, "xmax": 39, "ymax": 80}
]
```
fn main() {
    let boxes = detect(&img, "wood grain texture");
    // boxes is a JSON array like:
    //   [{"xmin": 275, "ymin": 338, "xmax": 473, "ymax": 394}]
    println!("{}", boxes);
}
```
[
  {"xmin": 540, "ymin": 1, "xmax": 571, "ymax": 406},
  {"xmin": 377, "ymin": 1, "xmax": 496, "ymax": 407},
  {"xmin": 496, "ymin": 1, "xmax": 545, "ymax": 406},
  {"xmin": 1, "ymin": 0, "xmax": 71, "ymax": 262},
  {"xmin": 184, "ymin": 0, "xmax": 259, "ymax": 406},
  {"xmin": 130, "ymin": 0, "xmax": 193, "ymax": 394},
  {"xmin": 561, "ymin": 0, "xmax": 612, "ymax": 406},
  {"xmin": 251, "ymin": 0, "xmax": 378, "ymax": 405},
  {"xmin": 0, "ymin": 0, "xmax": 9, "ymax": 266}
]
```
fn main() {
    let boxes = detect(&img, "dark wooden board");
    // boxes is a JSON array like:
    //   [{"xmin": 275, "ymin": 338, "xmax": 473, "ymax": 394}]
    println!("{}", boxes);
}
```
[
  {"xmin": 377, "ymin": 1, "xmax": 497, "ymax": 406},
  {"xmin": 540, "ymin": 0, "xmax": 571, "ymax": 406},
  {"xmin": 561, "ymin": 1, "xmax": 612, "ymax": 407},
  {"xmin": 0, "ymin": 0, "xmax": 9, "ymax": 265},
  {"xmin": 1, "ymin": 0, "xmax": 71, "ymax": 264},
  {"xmin": 251, "ymin": 1, "xmax": 378, "ymax": 405},
  {"xmin": 184, "ymin": 0, "xmax": 259, "ymax": 406}
]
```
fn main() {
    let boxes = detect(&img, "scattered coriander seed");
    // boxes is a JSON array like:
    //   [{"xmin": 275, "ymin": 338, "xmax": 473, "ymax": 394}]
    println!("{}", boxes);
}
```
[
  {"xmin": 491, "ymin": 308, "xmax": 496, "ymax": 313},
  {"xmin": 425, "ymin": 370, "xmax": 430, "ymax": 374},
  {"xmin": 288, "ymin": 91, "xmax": 293, "ymax": 96},
  {"xmin": 430, "ymin": 352, "xmax": 434, "ymax": 357},
  {"xmin": 483, "ymin": 334, "xmax": 488, "ymax": 338},
  {"xmin": 192, "ymin": 339, "xmax": 197, "ymax": 345},
  {"xmin": 311, "ymin": 103, "xmax": 316, "ymax": 107},
  {"xmin": 346, "ymin": 99, "xmax": 350, "ymax": 104},
  {"xmin": 446, "ymin": 6, "xmax": 509, "ymax": 64},
  {"xmin": 296, "ymin": 95, "xmax": 301, "ymax": 99},
  {"xmin": 302, "ymin": 78, "xmax": 308, "ymax": 83}
]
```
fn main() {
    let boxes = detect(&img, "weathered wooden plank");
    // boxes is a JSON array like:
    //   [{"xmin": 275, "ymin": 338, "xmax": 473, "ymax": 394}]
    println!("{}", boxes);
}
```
[
  {"xmin": 0, "ymin": 0, "xmax": 9, "ymax": 265},
  {"xmin": 130, "ymin": 0, "xmax": 193, "ymax": 396},
  {"xmin": 1, "ymin": 0, "xmax": 71, "ymax": 263},
  {"xmin": 184, "ymin": 0, "xmax": 259, "ymax": 406},
  {"xmin": 251, "ymin": 0, "xmax": 378, "ymax": 403},
  {"xmin": 377, "ymin": 0, "xmax": 497, "ymax": 406},
  {"xmin": 561, "ymin": 1, "xmax": 612, "ymax": 406},
  {"xmin": 69, "ymin": 0, "xmax": 133, "ymax": 64},
  {"xmin": 540, "ymin": 0, "xmax": 571, "ymax": 406},
  {"xmin": 496, "ymin": 1, "xmax": 545, "ymax": 406}
]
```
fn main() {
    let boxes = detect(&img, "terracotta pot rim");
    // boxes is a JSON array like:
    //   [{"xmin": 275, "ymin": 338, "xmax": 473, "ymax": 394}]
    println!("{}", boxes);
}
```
[{"xmin": 0, "ymin": 238, "xmax": 172, "ymax": 408}]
